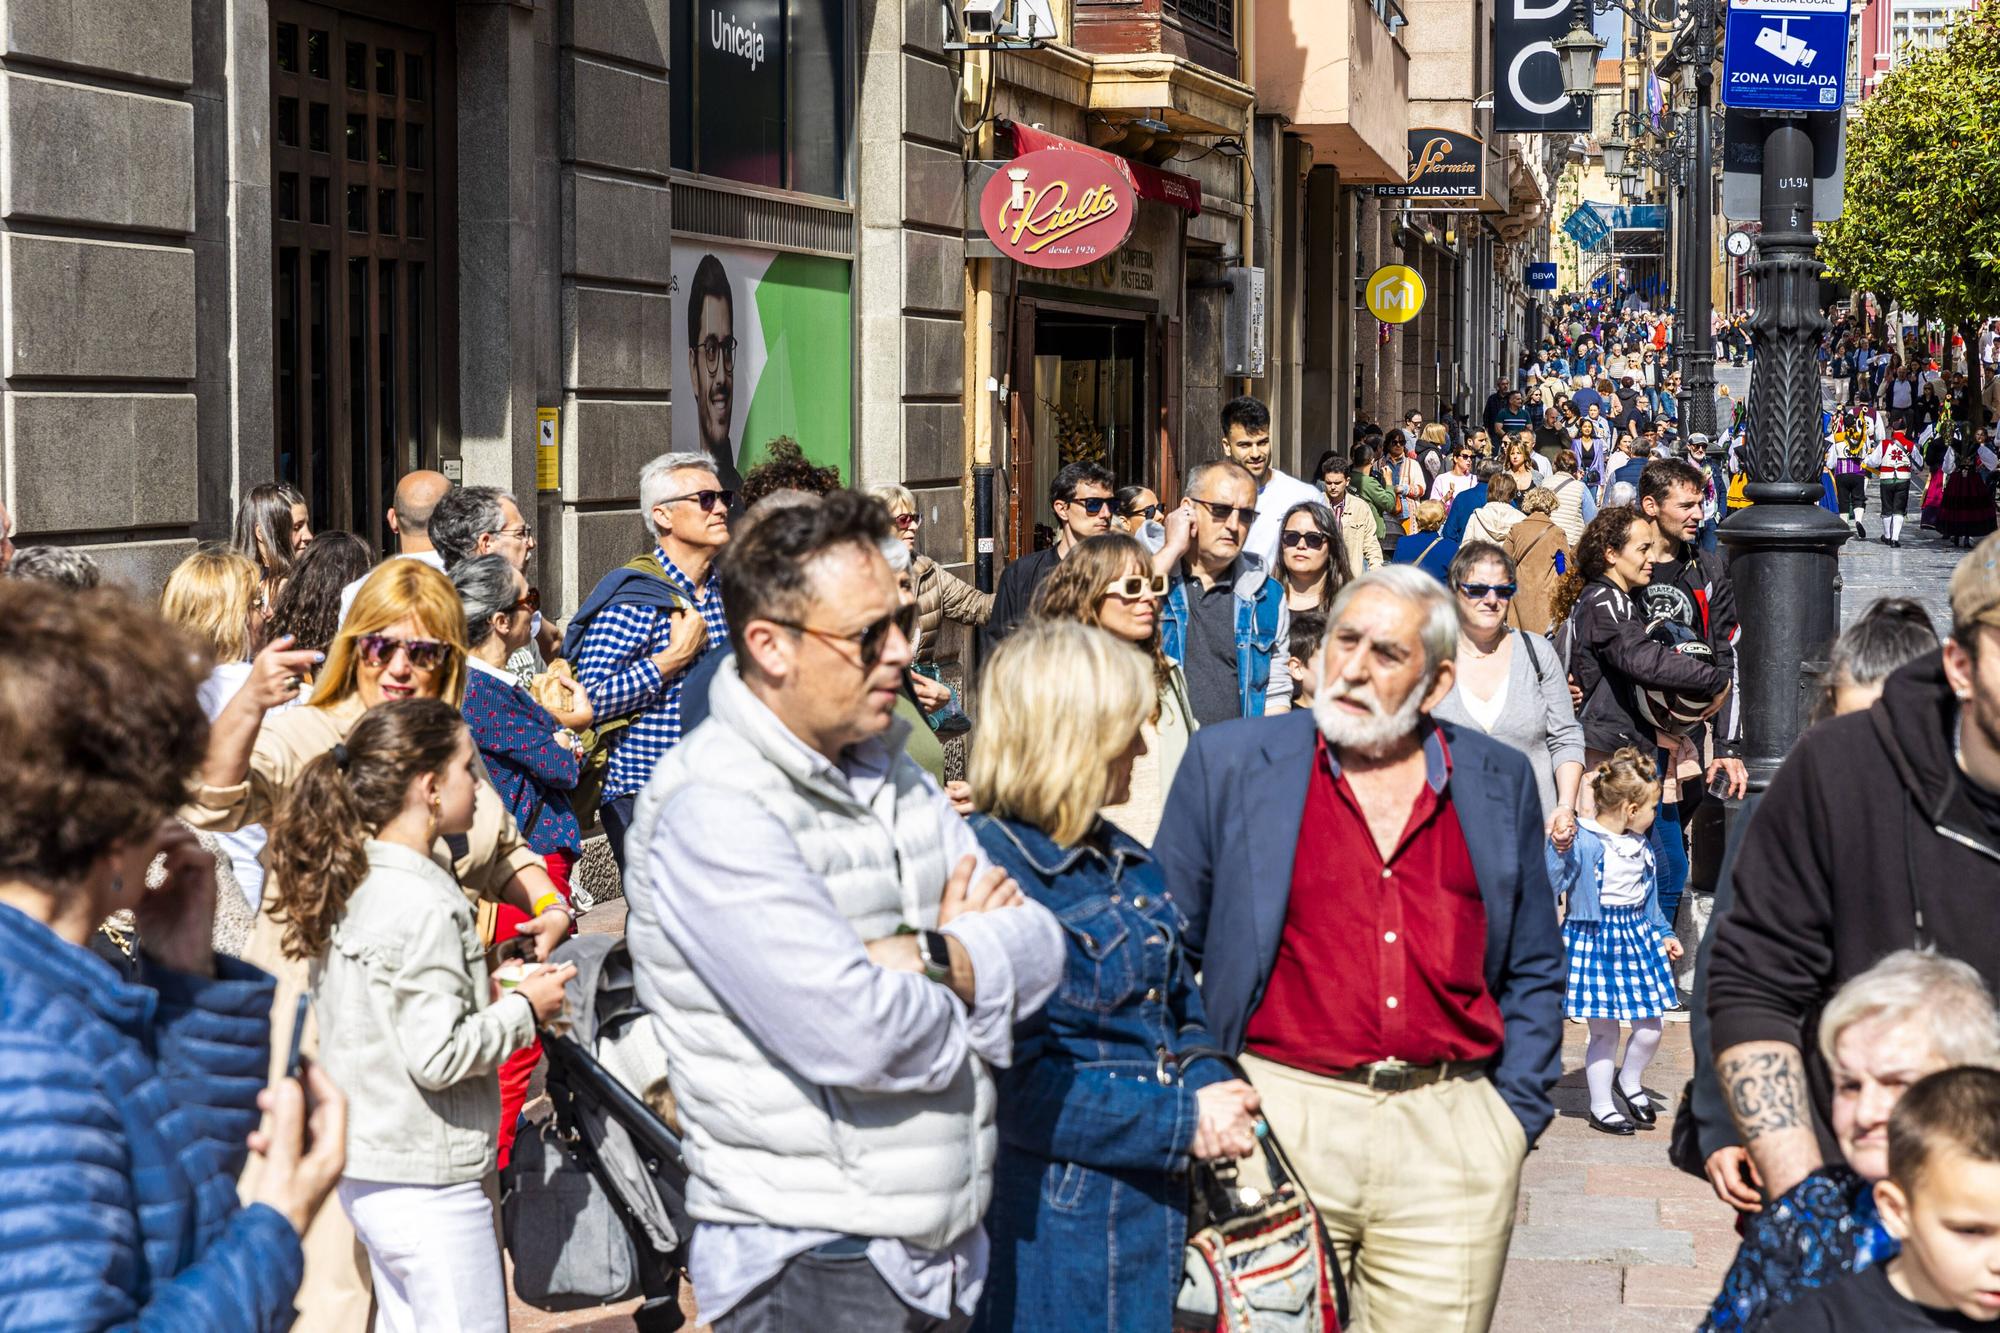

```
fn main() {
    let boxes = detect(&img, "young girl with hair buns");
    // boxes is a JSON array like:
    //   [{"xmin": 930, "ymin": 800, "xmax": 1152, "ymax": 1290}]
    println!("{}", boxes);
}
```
[
  {"xmin": 266, "ymin": 698, "xmax": 574, "ymax": 1331},
  {"xmin": 1547, "ymin": 747, "xmax": 1683, "ymax": 1136}
]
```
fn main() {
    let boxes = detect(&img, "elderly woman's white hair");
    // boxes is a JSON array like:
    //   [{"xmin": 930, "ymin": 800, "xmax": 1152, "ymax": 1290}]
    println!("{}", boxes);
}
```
[{"xmin": 1818, "ymin": 949, "xmax": 2000, "ymax": 1069}]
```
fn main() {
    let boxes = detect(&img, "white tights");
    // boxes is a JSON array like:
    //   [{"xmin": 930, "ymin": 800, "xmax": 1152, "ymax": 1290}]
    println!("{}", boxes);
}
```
[
  {"xmin": 1884, "ymin": 512, "xmax": 1905, "ymax": 542},
  {"xmin": 1585, "ymin": 1018, "xmax": 1664, "ymax": 1119}
]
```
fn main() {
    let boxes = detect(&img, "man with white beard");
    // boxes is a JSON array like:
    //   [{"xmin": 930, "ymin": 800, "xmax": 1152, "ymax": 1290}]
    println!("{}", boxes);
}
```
[{"xmin": 1153, "ymin": 565, "xmax": 1565, "ymax": 1333}]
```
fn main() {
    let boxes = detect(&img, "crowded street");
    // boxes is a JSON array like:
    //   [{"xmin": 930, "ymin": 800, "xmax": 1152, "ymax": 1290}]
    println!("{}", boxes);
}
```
[{"xmin": 11, "ymin": 2, "xmax": 2000, "ymax": 1333}]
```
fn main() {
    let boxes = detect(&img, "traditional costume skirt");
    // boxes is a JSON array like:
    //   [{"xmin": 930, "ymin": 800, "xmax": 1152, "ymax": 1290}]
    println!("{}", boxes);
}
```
[
  {"xmin": 1562, "ymin": 903, "xmax": 1678, "ymax": 1022},
  {"xmin": 1940, "ymin": 468, "xmax": 1998, "ymax": 539}
]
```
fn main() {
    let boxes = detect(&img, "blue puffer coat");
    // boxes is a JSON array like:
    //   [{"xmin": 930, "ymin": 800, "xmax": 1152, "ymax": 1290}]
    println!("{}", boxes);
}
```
[{"xmin": 0, "ymin": 900, "xmax": 304, "ymax": 1331}]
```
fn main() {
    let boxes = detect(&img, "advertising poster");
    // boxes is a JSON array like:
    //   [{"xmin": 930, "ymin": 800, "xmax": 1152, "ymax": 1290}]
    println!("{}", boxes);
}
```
[{"xmin": 673, "ymin": 242, "xmax": 853, "ymax": 489}]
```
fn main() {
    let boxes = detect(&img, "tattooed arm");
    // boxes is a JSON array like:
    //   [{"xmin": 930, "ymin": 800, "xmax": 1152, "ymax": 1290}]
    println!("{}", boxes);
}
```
[{"xmin": 1716, "ymin": 1041, "xmax": 1823, "ymax": 1201}]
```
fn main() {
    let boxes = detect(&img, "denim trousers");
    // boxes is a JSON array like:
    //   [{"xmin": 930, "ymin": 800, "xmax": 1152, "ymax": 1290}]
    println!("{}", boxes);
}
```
[
  {"xmin": 714, "ymin": 1248, "xmax": 972, "ymax": 1333},
  {"xmin": 599, "ymin": 793, "xmax": 638, "ymax": 873}
]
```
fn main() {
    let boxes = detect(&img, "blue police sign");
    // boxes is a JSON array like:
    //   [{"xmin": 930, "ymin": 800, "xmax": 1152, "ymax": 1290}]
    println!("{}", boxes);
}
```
[
  {"xmin": 1526, "ymin": 263, "xmax": 1558, "ymax": 291},
  {"xmin": 1723, "ymin": 0, "xmax": 1849, "ymax": 112}
]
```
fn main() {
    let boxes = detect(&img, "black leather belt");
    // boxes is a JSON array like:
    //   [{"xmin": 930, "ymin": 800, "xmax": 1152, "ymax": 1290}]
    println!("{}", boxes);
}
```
[{"xmin": 1325, "ymin": 1058, "xmax": 1487, "ymax": 1093}]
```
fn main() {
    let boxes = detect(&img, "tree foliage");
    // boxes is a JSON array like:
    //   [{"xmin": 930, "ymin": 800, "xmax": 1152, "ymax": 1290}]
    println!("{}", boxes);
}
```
[{"xmin": 1820, "ymin": 7, "xmax": 2000, "ymax": 326}]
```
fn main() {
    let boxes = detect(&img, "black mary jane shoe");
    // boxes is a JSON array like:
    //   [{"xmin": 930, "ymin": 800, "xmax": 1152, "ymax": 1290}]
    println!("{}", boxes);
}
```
[
  {"xmin": 1614, "ymin": 1083, "xmax": 1659, "ymax": 1128},
  {"xmin": 1589, "ymin": 1110, "xmax": 1637, "ymax": 1136}
]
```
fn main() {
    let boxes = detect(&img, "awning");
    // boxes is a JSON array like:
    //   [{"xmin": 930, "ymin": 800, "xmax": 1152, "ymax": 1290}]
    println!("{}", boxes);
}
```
[{"xmin": 1004, "ymin": 122, "xmax": 1202, "ymax": 217}]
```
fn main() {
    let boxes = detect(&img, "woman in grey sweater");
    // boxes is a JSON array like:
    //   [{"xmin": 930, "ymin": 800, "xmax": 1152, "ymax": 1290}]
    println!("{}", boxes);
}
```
[{"xmin": 1432, "ymin": 542, "xmax": 1585, "ymax": 850}]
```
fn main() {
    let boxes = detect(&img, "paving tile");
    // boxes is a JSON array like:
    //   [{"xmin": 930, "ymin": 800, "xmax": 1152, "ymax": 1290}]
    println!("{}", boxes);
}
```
[
  {"xmin": 1506, "ymin": 1224, "xmax": 1695, "ymax": 1266},
  {"xmin": 1588, "ymin": 1164, "xmax": 1727, "ymax": 1202},
  {"xmin": 1528, "ymin": 1192, "xmax": 1660, "ymax": 1229},
  {"xmin": 1492, "ymin": 1261, "xmax": 1625, "ymax": 1330},
  {"xmin": 1624, "ymin": 1263, "xmax": 1737, "ymax": 1310}
]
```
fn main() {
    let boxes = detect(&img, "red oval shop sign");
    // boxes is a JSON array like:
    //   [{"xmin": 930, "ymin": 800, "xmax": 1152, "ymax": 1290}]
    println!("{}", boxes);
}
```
[{"xmin": 981, "ymin": 148, "xmax": 1138, "ymax": 270}]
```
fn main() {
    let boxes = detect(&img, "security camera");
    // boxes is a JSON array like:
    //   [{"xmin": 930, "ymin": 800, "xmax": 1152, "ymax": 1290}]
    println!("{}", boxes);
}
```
[{"xmin": 962, "ymin": 0, "xmax": 1006, "ymax": 37}]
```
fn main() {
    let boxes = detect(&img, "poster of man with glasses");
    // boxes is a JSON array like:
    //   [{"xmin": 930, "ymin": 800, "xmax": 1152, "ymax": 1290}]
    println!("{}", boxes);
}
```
[{"xmin": 673, "ymin": 245, "xmax": 853, "ymax": 491}]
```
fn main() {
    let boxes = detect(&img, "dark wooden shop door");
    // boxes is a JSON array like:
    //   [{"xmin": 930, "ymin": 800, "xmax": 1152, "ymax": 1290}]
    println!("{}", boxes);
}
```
[{"xmin": 270, "ymin": 1, "xmax": 455, "ymax": 553}]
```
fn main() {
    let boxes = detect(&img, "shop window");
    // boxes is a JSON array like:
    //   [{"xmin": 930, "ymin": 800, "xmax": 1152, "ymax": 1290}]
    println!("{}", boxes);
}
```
[
  {"xmin": 272, "ymin": 0, "xmax": 452, "ymax": 554},
  {"xmin": 671, "ymin": 0, "xmax": 849, "ymax": 200}
]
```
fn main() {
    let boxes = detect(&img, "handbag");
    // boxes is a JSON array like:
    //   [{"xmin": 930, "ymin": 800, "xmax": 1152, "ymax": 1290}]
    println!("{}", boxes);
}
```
[{"xmin": 1175, "ymin": 1059, "xmax": 1349, "ymax": 1332}]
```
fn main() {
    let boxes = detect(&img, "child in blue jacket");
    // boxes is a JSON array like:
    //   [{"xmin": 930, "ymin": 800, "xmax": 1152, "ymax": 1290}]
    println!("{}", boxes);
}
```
[{"xmin": 1547, "ymin": 747, "xmax": 1683, "ymax": 1135}]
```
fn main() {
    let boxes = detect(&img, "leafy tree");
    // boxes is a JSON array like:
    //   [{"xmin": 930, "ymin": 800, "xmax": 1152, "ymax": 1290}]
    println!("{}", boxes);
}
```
[{"xmin": 1821, "ymin": 6, "xmax": 2000, "ymax": 414}]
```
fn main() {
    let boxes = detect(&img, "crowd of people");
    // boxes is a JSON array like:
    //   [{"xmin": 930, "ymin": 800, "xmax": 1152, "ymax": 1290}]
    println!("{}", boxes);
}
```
[{"xmin": 5, "ymin": 356, "xmax": 2000, "ymax": 1333}]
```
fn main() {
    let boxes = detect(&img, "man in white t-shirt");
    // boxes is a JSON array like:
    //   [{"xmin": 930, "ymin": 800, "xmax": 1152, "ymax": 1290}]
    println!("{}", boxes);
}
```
[
  {"xmin": 1225, "ymin": 395, "xmax": 1322, "ymax": 567},
  {"xmin": 337, "ymin": 469, "xmax": 450, "ymax": 623}
]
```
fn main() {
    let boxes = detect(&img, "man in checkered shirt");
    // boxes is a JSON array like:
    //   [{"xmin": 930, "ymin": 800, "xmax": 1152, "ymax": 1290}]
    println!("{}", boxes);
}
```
[{"xmin": 572, "ymin": 451, "xmax": 731, "ymax": 869}]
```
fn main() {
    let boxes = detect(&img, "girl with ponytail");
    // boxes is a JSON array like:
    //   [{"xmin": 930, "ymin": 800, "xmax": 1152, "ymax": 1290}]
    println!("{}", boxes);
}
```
[{"xmin": 267, "ymin": 698, "xmax": 575, "ymax": 1330}]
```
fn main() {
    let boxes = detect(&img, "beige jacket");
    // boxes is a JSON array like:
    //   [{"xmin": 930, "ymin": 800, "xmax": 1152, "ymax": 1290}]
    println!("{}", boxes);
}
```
[
  {"xmin": 1332, "ymin": 499, "xmax": 1384, "ymax": 573},
  {"xmin": 914, "ymin": 555, "xmax": 993, "ymax": 661}
]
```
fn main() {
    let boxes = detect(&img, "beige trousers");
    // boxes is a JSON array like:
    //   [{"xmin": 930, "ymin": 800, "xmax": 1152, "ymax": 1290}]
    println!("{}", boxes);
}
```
[{"xmin": 1239, "ymin": 1053, "xmax": 1528, "ymax": 1333}]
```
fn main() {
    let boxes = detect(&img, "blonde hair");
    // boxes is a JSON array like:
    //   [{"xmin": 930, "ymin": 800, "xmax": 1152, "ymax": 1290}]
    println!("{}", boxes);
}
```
[
  {"xmin": 1521, "ymin": 485, "xmax": 1558, "ymax": 516},
  {"xmin": 161, "ymin": 545, "xmax": 262, "ymax": 662},
  {"xmin": 868, "ymin": 483, "xmax": 917, "ymax": 516},
  {"xmin": 1413, "ymin": 499, "xmax": 1448, "ymax": 532},
  {"xmin": 313, "ymin": 559, "xmax": 469, "ymax": 710},
  {"xmin": 970, "ymin": 620, "xmax": 1154, "ymax": 847},
  {"xmin": 1421, "ymin": 423, "xmax": 1451, "ymax": 449},
  {"xmin": 1818, "ymin": 950, "xmax": 2000, "ymax": 1070},
  {"xmin": 1588, "ymin": 746, "xmax": 1659, "ymax": 815}
]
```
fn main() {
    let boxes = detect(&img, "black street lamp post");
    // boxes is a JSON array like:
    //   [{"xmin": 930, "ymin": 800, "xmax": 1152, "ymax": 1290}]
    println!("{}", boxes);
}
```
[{"xmin": 1718, "ymin": 121, "xmax": 1849, "ymax": 787}]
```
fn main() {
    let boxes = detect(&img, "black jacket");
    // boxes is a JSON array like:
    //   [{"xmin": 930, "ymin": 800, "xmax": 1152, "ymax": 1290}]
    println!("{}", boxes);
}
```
[
  {"xmin": 979, "ymin": 545, "xmax": 1062, "ymax": 658},
  {"xmin": 1559, "ymin": 578, "xmax": 1729, "ymax": 753},
  {"xmin": 1707, "ymin": 651, "xmax": 2000, "ymax": 1158},
  {"xmin": 1643, "ymin": 540, "xmax": 1743, "ymax": 755}
]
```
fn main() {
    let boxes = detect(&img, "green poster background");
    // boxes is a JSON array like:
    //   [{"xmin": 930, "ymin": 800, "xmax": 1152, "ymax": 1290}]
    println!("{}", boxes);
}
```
[{"xmin": 737, "ymin": 252, "xmax": 852, "ymax": 481}]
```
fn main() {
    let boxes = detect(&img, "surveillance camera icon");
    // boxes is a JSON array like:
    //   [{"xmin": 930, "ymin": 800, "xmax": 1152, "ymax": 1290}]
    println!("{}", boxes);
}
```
[{"xmin": 1754, "ymin": 21, "xmax": 1816, "ymax": 67}]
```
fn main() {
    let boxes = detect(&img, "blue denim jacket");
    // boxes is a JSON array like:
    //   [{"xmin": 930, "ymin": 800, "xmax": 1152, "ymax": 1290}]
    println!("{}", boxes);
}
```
[
  {"xmin": 970, "ymin": 814, "xmax": 1229, "ymax": 1333},
  {"xmin": 1545, "ymin": 822, "xmax": 1668, "ymax": 933},
  {"xmin": 1158, "ymin": 554, "xmax": 1287, "ymax": 719}
]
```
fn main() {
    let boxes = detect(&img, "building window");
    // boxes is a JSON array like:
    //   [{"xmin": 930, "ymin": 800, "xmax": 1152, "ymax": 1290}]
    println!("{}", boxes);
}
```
[
  {"xmin": 271, "ymin": 1, "xmax": 452, "ymax": 553},
  {"xmin": 1163, "ymin": 0, "xmax": 1234, "ymax": 40},
  {"xmin": 671, "ymin": 0, "xmax": 849, "ymax": 199}
]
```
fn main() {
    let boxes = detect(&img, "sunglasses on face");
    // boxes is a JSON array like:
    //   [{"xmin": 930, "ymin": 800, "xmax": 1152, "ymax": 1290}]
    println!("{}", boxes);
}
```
[
  {"xmin": 662, "ymin": 489, "xmax": 736, "ymax": 513},
  {"xmin": 511, "ymin": 587, "xmax": 542, "ymax": 615},
  {"xmin": 1125, "ymin": 504, "xmax": 1162, "ymax": 521},
  {"xmin": 1456, "ymin": 582, "xmax": 1518, "ymax": 602},
  {"xmin": 1188, "ymin": 497, "xmax": 1258, "ymax": 527},
  {"xmin": 1281, "ymin": 530, "xmax": 1329, "ymax": 551},
  {"xmin": 1104, "ymin": 573, "xmax": 1169, "ymax": 600},
  {"xmin": 773, "ymin": 602, "xmax": 918, "ymax": 670},
  {"xmin": 355, "ymin": 633, "xmax": 450, "ymax": 671},
  {"xmin": 893, "ymin": 512, "xmax": 923, "ymax": 531},
  {"xmin": 1061, "ymin": 496, "xmax": 1115, "ymax": 516}
]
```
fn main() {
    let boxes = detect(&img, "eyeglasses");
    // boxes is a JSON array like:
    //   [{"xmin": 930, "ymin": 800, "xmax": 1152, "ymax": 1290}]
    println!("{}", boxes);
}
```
[
  {"xmin": 355, "ymin": 633, "xmax": 451, "ymax": 671},
  {"xmin": 1455, "ymin": 452, "xmax": 1475, "ymax": 461},
  {"xmin": 510, "ymin": 587, "xmax": 542, "ymax": 615},
  {"xmin": 1060, "ymin": 496, "xmax": 1115, "ymax": 516},
  {"xmin": 1188, "ymin": 496, "xmax": 1258, "ymax": 527},
  {"xmin": 1124, "ymin": 504, "xmax": 1161, "ymax": 521},
  {"xmin": 698, "ymin": 335, "xmax": 739, "ymax": 372},
  {"xmin": 661, "ymin": 489, "xmax": 736, "ymax": 513},
  {"xmin": 1104, "ymin": 573, "xmax": 1169, "ymax": 600},
  {"xmin": 491, "ymin": 523, "xmax": 535, "ymax": 542},
  {"xmin": 1280, "ymin": 530, "xmax": 1329, "ymax": 551},
  {"xmin": 1456, "ymin": 582, "xmax": 1518, "ymax": 602},
  {"xmin": 771, "ymin": 602, "xmax": 918, "ymax": 669},
  {"xmin": 893, "ymin": 512, "xmax": 922, "ymax": 531}
]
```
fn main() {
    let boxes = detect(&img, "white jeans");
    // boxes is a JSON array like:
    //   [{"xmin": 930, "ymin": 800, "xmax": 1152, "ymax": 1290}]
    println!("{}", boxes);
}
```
[{"xmin": 338, "ymin": 1178, "xmax": 508, "ymax": 1332}]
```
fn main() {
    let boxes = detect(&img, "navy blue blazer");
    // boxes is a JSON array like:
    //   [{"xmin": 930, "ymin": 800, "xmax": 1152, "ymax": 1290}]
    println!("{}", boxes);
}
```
[{"xmin": 1151, "ymin": 710, "xmax": 1567, "ymax": 1143}]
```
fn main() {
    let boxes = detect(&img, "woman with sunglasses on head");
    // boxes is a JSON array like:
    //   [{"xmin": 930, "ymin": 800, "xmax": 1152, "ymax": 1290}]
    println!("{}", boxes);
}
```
[
  {"xmin": 867, "ymin": 483, "xmax": 993, "ymax": 669},
  {"xmin": 1274, "ymin": 500, "xmax": 1353, "ymax": 614},
  {"xmin": 183, "ymin": 557, "xmax": 574, "ymax": 1327},
  {"xmin": 1433, "ymin": 542, "xmax": 1585, "ymax": 851},
  {"xmin": 1029, "ymin": 533, "xmax": 1194, "ymax": 844}
]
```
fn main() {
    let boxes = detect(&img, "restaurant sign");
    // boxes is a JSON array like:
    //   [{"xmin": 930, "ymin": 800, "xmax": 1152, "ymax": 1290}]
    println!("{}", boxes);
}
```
[
  {"xmin": 1373, "ymin": 129, "xmax": 1486, "ymax": 201},
  {"xmin": 980, "ymin": 147, "xmax": 1138, "ymax": 270}
]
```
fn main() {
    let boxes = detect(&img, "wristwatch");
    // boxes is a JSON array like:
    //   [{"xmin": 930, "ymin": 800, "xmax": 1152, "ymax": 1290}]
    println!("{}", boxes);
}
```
[{"xmin": 917, "ymin": 930, "xmax": 952, "ymax": 984}]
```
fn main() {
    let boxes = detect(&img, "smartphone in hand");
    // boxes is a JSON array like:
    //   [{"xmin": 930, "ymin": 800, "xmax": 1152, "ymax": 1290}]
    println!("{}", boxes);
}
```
[{"xmin": 284, "ymin": 992, "xmax": 316, "ymax": 1149}]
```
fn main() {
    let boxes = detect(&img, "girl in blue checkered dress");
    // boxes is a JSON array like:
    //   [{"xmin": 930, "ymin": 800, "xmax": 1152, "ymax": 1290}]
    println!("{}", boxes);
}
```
[{"xmin": 1546, "ymin": 748, "xmax": 1683, "ymax": 1135}]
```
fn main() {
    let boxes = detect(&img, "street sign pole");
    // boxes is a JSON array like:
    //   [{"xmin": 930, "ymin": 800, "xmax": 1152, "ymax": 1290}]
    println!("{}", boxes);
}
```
[{"xmin": 1719, "ymin": 116, "xmax": 1850, "ymax": 789}]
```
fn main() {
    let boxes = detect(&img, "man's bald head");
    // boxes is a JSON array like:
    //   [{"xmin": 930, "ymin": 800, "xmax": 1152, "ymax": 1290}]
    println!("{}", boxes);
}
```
[{"xmin": 389, "ymin": 470, "xmax": 450, "ymax": 551}]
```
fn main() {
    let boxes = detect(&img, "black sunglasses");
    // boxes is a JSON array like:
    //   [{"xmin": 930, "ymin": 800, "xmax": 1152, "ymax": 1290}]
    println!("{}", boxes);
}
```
[
  {"xmin": 1188, "ymin": 497, "xmax": 1259, "ymax": 527},
  {"xmin": 1124, "ymin": 503, "xmax": 1162, "ymax": 521},
  {"xmin": 355, "ymin": 633, "xmax": 451, "ymax": 671},
  {"xmin": 771, "ymin": 602, "xmax": 918, "ymax": 669},
  {"xmin": 662, "ymin": 489, "xmax": 736, "ymax": 513},
  {"xmin": 1061, "ymin": 496, "xmax": 1115, "ymax": 516},
  {"xmin": 1456, "ymin": 582, "xmax": 1518, "ymax": 601},
  {"xmin": 1280, "ymin": 530, "xmax": 1329, "ymax": 551}
]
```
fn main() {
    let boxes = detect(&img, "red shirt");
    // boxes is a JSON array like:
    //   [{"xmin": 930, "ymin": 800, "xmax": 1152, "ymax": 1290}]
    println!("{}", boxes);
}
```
[{"xmin": 1243, "ymin": 728, "xmax": 1504, "ymax": 1075}]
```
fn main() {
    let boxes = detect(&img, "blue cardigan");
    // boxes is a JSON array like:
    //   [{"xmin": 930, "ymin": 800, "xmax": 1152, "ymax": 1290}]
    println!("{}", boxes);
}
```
[
  {"xmin": 1545, "ymin": 822, "xmax": 1669, "ymax": 933},
  {"xmin": 1151, "ymin": 713, "xmax": 1567, "ymax": 1144},
  {"xmin": 0, "ymin": 902, "xmax": 303, "ymax": 1330}
]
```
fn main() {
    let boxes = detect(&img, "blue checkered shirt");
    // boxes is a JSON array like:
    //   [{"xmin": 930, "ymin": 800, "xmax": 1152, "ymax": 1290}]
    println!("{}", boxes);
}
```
[{"xmin": 574, "ymin": 548, "xmax": 728, "ymax": 804}]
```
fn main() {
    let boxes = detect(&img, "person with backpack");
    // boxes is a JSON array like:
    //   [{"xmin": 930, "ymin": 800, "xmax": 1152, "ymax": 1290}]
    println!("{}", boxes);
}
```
[{"xmin": 567, "ymin": 451, "xmax": 732, "ymax": 871}]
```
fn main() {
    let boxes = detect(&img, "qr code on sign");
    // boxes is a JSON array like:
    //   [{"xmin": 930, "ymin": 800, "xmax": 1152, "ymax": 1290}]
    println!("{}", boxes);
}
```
[{"xmin": 1820, "ymin": 86, "xmax": 1837, "ymax": 103}]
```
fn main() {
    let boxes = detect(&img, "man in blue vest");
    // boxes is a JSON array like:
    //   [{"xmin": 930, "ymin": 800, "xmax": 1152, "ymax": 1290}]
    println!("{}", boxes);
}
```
[{"xmin": 1158, "ymin": 459, "xmax": 1290, "ymax": 722}]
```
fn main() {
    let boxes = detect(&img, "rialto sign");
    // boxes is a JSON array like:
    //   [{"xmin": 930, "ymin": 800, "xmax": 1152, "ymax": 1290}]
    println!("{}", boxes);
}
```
[
  {"xmin": 1373, "ymin": 129, "xmax": 1486, "ymax": 201},
  {"xmin": 980, "ymin": 147, "xmax": 1138, "ymax": 270}
]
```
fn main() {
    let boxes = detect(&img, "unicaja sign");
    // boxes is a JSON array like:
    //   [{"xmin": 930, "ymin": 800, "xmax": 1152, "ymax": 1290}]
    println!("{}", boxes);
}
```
[
  {"xmin": 710, "ymin": 10, "xmax": 766, "ymax": 71},
  {"xmin": 980, "ymin": 147, "xmax": 1138, "ymax": 270}
]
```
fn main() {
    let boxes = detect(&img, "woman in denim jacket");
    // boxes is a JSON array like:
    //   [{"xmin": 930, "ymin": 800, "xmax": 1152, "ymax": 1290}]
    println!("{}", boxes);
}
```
[{"xmin": 966, "ymin": 621, "xmax": 1262, "ymax": 1332}]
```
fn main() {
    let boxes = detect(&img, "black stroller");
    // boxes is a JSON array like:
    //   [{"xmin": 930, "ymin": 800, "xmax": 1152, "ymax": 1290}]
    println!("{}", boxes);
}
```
[{"xmin": 502, "ymin": 935, "xmax": 692, "ymax": 1332}]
